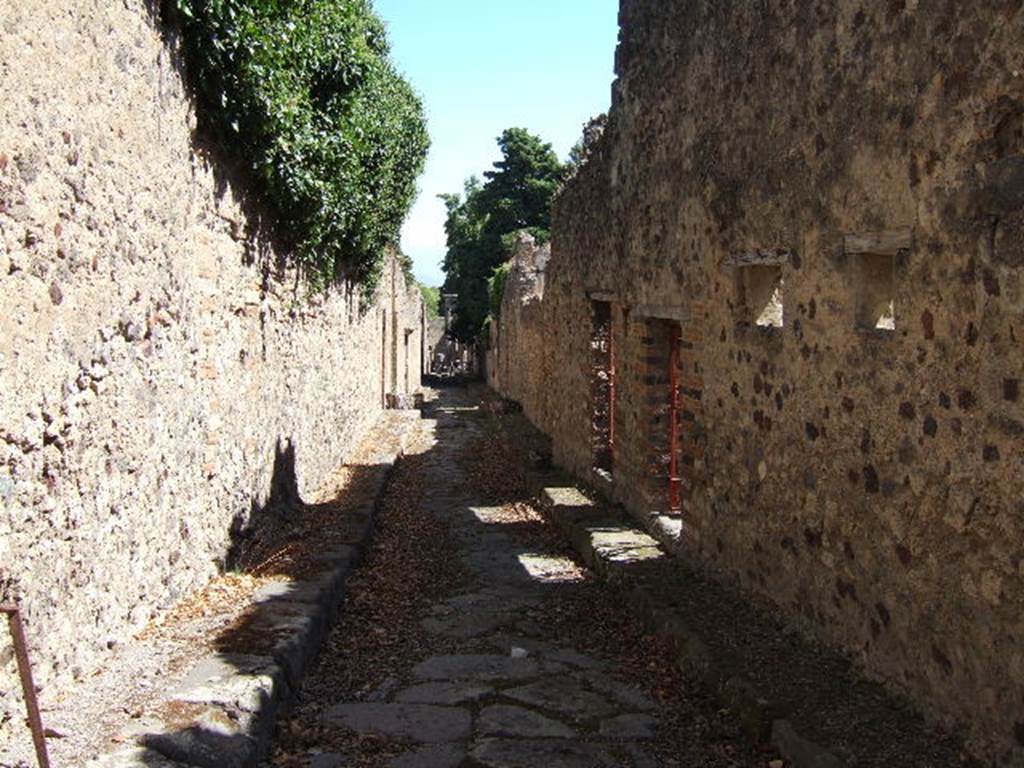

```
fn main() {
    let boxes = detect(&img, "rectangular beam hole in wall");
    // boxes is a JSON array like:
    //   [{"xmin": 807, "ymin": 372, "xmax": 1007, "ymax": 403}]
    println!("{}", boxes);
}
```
[
  {"xmin": 854, "ymin": 253, "xmax": 897, "ymax": 331},
  {"xmin": 590, "ymin": 300, "xmax": 615, "ymax": 480},
  {"xmin": 735, "ymin": 265, "xmax": 784, "ymax": 329},
  {"xmin": 844, "ymin": 228, "xmax": 909, "ymax": 332}
]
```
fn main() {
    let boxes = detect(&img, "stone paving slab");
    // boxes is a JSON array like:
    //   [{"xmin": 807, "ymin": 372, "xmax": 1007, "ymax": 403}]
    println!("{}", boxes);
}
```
[
  {"xmin": 478, "ymin": 704, "xmax": 577, "ymax": 739},
  {"xmin": 171, "ymin": 654, "xmax": 287, "ymax": 712},
  {"xmin": 394, "ymin": 681, "xmax": 495, "ymax": 705},
  {"xmin": 469, "ymin": 738, "xmax": 626, "ymax": 768},
  {"xmin": 575, "ymin": 670, "xmax": 658, "ymax": 712},
  {"xmin": 436, "ymin": 590, "xmax": 535, "ymax": 613},
  {"xmin": 312, "ymin": 399, "xmax": 679, "ymax": 768},
  {"xmin": 420, "ymin": 609, "xmax": 514, "ymax": 638},
  {"xmin": 772, "ymin": 720, "xmax": 845, "ymax": 768},
  {"xmin": 387, "ymin": 744, "xmax": 466, "ymax": 768},
  {"xmin": 411, "ymin": 654, "xmax": 542, "ymax": 682},
  {"xmin": 322, "ymin": 703, "xmax": 473, "ymax": 743},
  {"xmin": 500, "ymin": 677, "xmax": 622, "ymax": 722},
  {"xmin": 309, "ymin": 754, "xmax": 351, "ymax": 768},
  {"xmin": 599, "ymin": 713, "xmax": 657, "ymax": 740},
  {"xmin": 543, "ymin": 647, "xmax": 609, "ymax": 671}
]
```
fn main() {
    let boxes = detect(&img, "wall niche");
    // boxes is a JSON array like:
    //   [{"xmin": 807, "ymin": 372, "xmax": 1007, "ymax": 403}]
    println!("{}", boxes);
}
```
[{"xmin": 845, "ymin": 229, "xmax": 911, "ymax": 332}]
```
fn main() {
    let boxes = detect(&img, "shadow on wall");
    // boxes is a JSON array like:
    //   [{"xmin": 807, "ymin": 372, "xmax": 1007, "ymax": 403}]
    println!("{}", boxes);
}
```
[
  {"xmin": 224, "ymin": 439, "xmax": 300, "ymax": 573},
  {"xmin": 120, "ymin": 429, "xmax": 394, "ymax": 767}
]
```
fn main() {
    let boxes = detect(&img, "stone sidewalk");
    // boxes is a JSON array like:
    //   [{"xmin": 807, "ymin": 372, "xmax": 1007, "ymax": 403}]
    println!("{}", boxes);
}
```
[
  {"xmin": 78, "ymin": 412, "xmax": 420, "ymax": 768},
  {"xmin": 296, "ymin": 392, "xmax": 740, "ymax": 768}
]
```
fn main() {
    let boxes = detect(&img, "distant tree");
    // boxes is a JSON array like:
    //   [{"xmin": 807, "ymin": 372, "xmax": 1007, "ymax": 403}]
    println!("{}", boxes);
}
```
[
  {"xmin": 419, "ymin": 284, "xmax": 441, "ymax": 319},
  {"xmin": 440, "ymin": 129, "xmax": 566, "ymax": 342}
]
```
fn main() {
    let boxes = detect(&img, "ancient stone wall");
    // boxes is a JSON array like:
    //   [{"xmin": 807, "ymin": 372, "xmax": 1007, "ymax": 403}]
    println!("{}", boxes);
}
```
[
  {"xmin": 487, "ymin": 234, "xmax": 551, "ymax": 425},
  {"xmin": 0, "ymin": 0, "xmax": 422, "ymax": 730},
  {"xmin": 492, "ymin": 1, "xmax": 1024, "ymax": 762}
]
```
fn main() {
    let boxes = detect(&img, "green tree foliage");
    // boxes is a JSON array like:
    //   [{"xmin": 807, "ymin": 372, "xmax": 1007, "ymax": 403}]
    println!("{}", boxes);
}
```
[
  {"xmin": 419, "ymin": 284, "xmax": 441, "ymax": 319},
  {"xmin": 170, "ymin": 0, "xmax": 429, "ymax": 292},
  {"xmin": 488, "ymin": 262, "xmax": 511, "ymax": 321},
  {"xmin": 440, "ymin": 128, "xmax": 565, "ymax": 342}
]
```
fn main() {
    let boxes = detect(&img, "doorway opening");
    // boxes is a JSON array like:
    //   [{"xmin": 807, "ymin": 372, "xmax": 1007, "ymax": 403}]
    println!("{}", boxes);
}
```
[
  {"xmin": 591, "ymin": 300, "xmax": 615, "ymax": 481},
  {"xmin": 641, "ymin": 318, "xmax": 684, "ymax": 514}
]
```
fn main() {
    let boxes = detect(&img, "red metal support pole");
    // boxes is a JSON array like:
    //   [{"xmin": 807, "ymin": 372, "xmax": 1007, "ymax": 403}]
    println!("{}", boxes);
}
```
[
  {"xmin": 668, "ymin": 323, "xmax": 682, "ymax": 512},
  {"xmin": 1, "ymin": 603, "xmax": 50, "ymax": 768}
]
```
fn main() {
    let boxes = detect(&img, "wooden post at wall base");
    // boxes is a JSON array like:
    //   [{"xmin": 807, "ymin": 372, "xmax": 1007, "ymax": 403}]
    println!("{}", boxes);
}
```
[{"xmin": 0, "ymin": 603, "xmax": 51, "ymax": 768}]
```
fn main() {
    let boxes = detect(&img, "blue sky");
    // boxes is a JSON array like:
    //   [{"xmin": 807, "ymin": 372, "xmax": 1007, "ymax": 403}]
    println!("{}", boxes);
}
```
[{"xmin": 374, "ymin": 0, "xmax": 620, "ymax": 287}]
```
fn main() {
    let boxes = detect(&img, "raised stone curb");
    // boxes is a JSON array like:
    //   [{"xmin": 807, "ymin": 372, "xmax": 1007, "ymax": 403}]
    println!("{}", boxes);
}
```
[
  {"xmin": 85, "ymin": 447, "xmax": 407, "ymax": 768},
  {"xmin": 535, "ymin": 483, "xmax": 845, "ymax": 768}
]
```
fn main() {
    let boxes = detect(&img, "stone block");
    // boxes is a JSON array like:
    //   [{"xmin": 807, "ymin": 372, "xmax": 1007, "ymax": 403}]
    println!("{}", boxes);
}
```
[
  {"xmin": 387, "ymin": 745, "xmax": 465, "ymax": 768},
  {"xmin": 598, "ymin": 713, "xmax": 657, "ymax": 740},
  {"xmin": 139, "ymin": 707, "xmax": 258, "ymax": 768},
  {"xmin": 252, "ymin": 570, "xmax": 346, "ymax": 616},
  {"xmin": 322, "ymin": 703, "xmax": 472, "ymax": 743},
  {"xmin": 244, "ymin": 601, "xmax": 324, "ymax": 690},
  {"xmin": 502, "ymin": 677, "xmax": 620, "ymax": 721},
  {"xmin": 169, "ymin": 654, "xmax": 287, "ymax": 757},
  {"xmin": 411, "ymin": 654, "xmax": 541, "ymax": 682},
  {"xmin": 394, "ymin": 681, "xmax": 495, "ymax": 706},
  {"xmin": 478, "ymin": 705, "xmax": 576, "ymax": 739},
  {"xmin": 469, "ymin": 738, "xmax": 622, "ymax": 768}
]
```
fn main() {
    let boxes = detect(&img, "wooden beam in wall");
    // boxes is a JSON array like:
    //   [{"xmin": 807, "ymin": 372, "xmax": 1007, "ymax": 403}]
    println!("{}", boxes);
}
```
[
  {"xmin": 722, "ymin": 249, "xmax": 793, "ymax": 268},
  {"xmin": 844, "ymin": 228, "xmax": 913, "ymax": 256},
  {"xmin": 635, "ymin": 304, "xmax": 691, "ymax": 322},
  {"xmin": 587, "ymin": 289, "xmax": 620, "ymax": 303}
]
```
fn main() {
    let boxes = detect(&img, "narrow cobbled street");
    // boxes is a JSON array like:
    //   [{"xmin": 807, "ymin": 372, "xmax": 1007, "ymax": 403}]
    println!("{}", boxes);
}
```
[{"xmin": 268, "ymin": 386, "xmax": 761, "ymax": 768}]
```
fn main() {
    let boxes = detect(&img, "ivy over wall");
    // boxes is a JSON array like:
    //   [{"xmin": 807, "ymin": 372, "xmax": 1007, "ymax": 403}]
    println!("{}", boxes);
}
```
[{"xmin": 170, "ymin": 0, "xmax": 429, "ymax": 293}]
